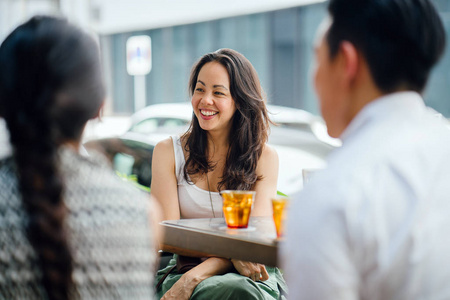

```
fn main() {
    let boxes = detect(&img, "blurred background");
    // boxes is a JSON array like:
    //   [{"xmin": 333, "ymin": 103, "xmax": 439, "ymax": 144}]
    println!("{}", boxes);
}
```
[
  {"xmin": 2, "ymin": 0, "xmax": 450, "ymax": 119},
  {"xmin": 1, "ymin": 0, "xmax": 450, "ymax": 193}
]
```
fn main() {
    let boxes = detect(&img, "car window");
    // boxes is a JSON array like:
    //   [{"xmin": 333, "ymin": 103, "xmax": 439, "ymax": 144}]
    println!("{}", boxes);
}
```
[
  {"xmin": 130, "ymin": 117, "xmax": 189, "ymax": 134},
  {"xmin": 129, "ymin": 119, "xmax": 159, "ymax": 134},
  {"xmin": 84, "ymin": 138, "xmax": 155, "ymax": 188},
  {"xmin": 113, "ymin": 152, "xmax": 135, "ymax": 176},
  {"xmin": 161, "ymin": 118, "xmax": 188, "ymax": 128}
]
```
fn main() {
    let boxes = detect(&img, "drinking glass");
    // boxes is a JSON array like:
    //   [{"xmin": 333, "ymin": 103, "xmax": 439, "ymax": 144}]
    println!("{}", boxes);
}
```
[
  {"xmin": 272, "ymin": 196, "xmax": 289, "ymax": 238},
  {"xmin": 221, "ymin": 190, "xmax": 255, "ymax": 229}
]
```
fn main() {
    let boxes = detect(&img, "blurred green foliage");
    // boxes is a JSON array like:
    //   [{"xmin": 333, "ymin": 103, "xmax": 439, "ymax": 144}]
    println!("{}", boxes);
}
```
[{"xmin": 116, "ymin": 171, "xmax": 151, "ymax": 193}]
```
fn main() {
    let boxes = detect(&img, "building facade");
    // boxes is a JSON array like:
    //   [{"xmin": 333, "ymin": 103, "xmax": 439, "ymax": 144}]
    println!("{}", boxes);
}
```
[
  {"xmin": 102, "ymin": 0, "xmax": 450, "ymax": 117},
  {"xmin": 2, "ymin": 0, "xmax": 449, "ymax": 117}
]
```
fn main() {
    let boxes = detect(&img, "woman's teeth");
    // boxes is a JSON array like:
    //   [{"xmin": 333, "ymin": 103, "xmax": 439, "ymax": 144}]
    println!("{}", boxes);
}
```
[{"xmin": 201, "ymin": 110, "xmax": 218, "ymax": 116}]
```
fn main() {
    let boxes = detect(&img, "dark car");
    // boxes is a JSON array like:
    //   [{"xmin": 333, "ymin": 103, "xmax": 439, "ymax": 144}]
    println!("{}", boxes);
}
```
[
  {"xmin": 84, "ymin": 134, "xmax": 156, "ymax": 188},
  {"xmin": 84, "ymin": 126, "xmax": 327, "ymax": 195}
]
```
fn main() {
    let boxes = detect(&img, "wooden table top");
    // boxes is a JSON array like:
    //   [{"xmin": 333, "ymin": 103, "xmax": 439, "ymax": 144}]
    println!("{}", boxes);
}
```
[{"xmin": 160, "ymin": 216, "xmax": 281, "ymax": 267}]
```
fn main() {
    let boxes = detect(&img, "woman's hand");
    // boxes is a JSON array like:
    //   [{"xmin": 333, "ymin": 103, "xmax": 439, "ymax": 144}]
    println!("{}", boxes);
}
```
[
  {"xmin": 231, "ymin": 259, "xmax": 269, "ymax": 282},
  {"xmin": 161, "ymin": 273, "xmax": 199, "ymax": 300},
  {"xmin": 162, "ymin": 257, "xmax": 233, "ymax": 300}
]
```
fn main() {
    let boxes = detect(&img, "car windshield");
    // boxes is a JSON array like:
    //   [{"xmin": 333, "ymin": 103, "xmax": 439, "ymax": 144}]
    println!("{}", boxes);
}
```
[{"xmin": 130, "ymin": 117, "xmax": 190, "ymax": 134}]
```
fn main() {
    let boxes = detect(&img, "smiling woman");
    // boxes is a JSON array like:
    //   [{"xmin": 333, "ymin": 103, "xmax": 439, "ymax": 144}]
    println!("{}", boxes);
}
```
[{"xmin": 151, "ymin": 49, "xmax": 287, "ymax": 299}]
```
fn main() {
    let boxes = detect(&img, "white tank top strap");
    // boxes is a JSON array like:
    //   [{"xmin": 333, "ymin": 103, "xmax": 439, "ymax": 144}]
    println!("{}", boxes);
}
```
[
  {"xmin": 171, "ymin": 135, "xmax": 223, "ymax": 219},
  {"xmin": 171, "ymin": 135, "xmax": 186, "ymax": 184}
]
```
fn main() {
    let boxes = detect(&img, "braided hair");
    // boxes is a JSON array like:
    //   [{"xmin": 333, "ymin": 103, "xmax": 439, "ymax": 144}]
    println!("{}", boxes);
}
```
[{"xmin": 0, "ymin": 16, "xmax": 105, "ymax": 299}]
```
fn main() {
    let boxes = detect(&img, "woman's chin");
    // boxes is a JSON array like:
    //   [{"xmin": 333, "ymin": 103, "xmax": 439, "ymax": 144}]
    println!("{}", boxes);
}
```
[{"xmin": 198, "ymin": 120, "xmax": 216, "ymax": 131}]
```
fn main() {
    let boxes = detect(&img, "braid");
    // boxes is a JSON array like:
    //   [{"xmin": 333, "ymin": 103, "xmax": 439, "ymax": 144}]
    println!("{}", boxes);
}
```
[
  {"xmin": 1, "ymin": 32, "xmax": 74, "ymax": 299},
  {"xmin": 0, "ymin": 16, "xmax": 104, "ymax": 300},
  {"xmin": 7, "ymin": 106, "xmax": 73, "ymax": 300}
]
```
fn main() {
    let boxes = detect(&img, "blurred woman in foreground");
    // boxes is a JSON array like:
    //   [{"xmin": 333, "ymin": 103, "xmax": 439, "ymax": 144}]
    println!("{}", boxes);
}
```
[{"xmin": 0, "ymin": 16, "xmax": 159, "ymax": 299}]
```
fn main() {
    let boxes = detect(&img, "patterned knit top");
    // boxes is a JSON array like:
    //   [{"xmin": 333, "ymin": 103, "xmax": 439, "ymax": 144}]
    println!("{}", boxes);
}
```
[{"xmin": 0, "ymin": 147, "xmax": 156, "ymax": 299}]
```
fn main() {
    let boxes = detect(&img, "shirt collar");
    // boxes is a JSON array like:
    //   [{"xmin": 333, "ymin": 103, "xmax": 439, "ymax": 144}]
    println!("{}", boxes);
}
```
[{"xmin": 340, "ymin": 91, "xmax": 425, "ymax": 142}]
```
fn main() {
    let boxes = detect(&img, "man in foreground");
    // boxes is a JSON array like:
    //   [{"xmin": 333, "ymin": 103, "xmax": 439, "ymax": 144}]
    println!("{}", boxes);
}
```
[{"xmin": 281, "ymin": 0, "xmax": 450, "ymax": 299}]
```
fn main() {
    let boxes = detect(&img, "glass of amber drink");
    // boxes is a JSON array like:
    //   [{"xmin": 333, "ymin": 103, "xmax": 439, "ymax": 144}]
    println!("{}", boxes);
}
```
[
  {"xmin": 221, "ymin": 190, "xmax": 256, "ymax": 229},
  {"xmin": 272, "ymin": 196, "xmax": 289, "ymax": 238}
]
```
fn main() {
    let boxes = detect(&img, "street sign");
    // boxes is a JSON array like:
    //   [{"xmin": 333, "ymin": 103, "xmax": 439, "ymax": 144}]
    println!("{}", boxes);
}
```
[{"xmin": 126, "ymin": 35, "xmax": 152, "ymax": 76}]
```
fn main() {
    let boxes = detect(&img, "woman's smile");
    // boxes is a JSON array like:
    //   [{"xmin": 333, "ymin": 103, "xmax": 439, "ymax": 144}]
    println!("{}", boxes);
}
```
[{"xmin": 200, "ymin": 109, "xmax": 219, "ymax": 119}]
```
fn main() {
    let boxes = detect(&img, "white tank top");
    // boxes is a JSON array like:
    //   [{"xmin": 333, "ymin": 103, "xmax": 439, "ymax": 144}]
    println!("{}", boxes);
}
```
[{"xmin": 172, "ymin": 136, "xmax": 223, "ymax": 219}]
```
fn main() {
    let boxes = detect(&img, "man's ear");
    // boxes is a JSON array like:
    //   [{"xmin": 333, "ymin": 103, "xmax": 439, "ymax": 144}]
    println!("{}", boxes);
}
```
[{"xmin": 339, "ymin": 41, "xmax": 359, "ymax": 84}]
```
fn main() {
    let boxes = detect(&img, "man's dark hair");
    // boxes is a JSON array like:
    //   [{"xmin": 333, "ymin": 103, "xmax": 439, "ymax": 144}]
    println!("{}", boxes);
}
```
[{"xmin": 327, "ymin": 0, "xmax": 446, "ymax": 93}]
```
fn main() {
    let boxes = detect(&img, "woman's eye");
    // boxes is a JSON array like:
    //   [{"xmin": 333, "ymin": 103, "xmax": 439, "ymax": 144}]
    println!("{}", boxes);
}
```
[
  {"xmin": 214, "ymin": 91, "xmax": 225, "ymax": 96},
  {"xmin": 195, "ymin": 88, "xmax": 204, "ymax": 92}
]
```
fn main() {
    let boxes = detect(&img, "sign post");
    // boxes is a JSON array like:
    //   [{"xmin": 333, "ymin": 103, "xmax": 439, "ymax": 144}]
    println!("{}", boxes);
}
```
[{"xmin": 126, "ymin": 35, "xmax": 152, "ymax": 112}]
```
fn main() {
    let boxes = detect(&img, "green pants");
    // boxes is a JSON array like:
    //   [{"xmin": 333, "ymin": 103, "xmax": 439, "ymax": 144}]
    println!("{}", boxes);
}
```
[{"xmin": 155, "ymin": 255, "xmax": 287, "ymax": 299}]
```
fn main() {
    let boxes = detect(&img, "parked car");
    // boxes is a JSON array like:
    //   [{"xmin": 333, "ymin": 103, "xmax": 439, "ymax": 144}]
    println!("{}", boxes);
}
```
[
  {"xmin": 128, "ymin": 103, "xmax": 191, "ymax": 134},
  {"xmin": 84, "ymin": 102, "xmax": 336, "ymax": 195}
]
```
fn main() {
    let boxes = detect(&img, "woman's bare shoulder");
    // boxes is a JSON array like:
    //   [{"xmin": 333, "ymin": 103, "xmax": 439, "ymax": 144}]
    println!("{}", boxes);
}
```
[
  {"xmin": 256, "ymin": 144, "xmax": 278, "ymax": 172},
  {"xmin": 153, "ymin": 137, "xmax": 175, "ymax": 158},
  {"xmin": 156, "ymin": 137, "xmax": 173, "ymax": 148},
  {"xmin": 261, "ymin": 144, "xmax": 278, "ymax": 161}
]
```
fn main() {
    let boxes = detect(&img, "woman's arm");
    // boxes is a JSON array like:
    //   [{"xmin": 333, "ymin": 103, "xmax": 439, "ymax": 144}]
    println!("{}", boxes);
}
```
[
  {"xmin": 162, "ymin": 257, "xmax": 234, "ymax": 300},
  {"xmin": 251, "ymin": 144, "xmax": 279, "ymax": 216},
  {"xmin": 150, "ymin": 137, "xmax": 181, "ymax": 221}
]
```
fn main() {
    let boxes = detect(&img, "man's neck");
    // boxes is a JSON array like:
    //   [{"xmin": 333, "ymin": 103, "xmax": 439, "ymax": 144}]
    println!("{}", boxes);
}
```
[{"xmin": 345, "ymin": 83, "xmax": 384, "ymax": 126}]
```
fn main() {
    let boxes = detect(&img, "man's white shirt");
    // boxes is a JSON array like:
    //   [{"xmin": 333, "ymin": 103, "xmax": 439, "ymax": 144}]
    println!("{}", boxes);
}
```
[{"xmin": 281, "ymin": 92, "xmax": 450, "ymax": 300}]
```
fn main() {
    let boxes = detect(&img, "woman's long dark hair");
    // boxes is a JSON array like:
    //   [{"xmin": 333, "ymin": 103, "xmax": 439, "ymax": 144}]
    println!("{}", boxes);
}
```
[
  {"xmin": 0, "ymin": 16, "xmax": 105, "ymax": 299},
  {"xmin": 183, "ymin": 48, "xmax": 270, "ymax": 191}
]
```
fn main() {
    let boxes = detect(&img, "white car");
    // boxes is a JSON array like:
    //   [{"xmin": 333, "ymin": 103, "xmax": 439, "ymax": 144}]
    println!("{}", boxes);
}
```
[
  {"xmin": 129, "ymin": 102, "xmax": 320, "ymax": 129},
  {"xmin": 85, "ymin": 102, "xmax": 339, "ymax": 152},
  {"xmin": 128, "ymin": 102, "xmax": 341, "ymax": 150}
]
